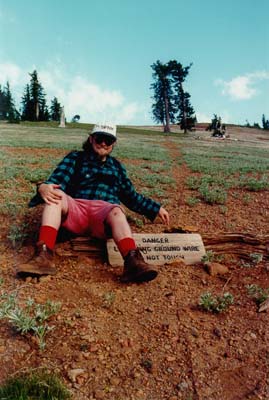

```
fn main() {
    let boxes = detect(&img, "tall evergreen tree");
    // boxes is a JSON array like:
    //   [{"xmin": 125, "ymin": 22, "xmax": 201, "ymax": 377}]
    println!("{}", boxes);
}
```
[
  {"xmin": 151, "ymin": 60, "xmax": 175, "ymax": 133},
  {"xmin": 151, "ymin": 60, "xmax": 195, "ymax": 133},
  {"xmin": 50, "ymin": 97, "xmax": 61, "ymax": 121},
  {"xmin": 262, "ymin": 114, "xmax": 269, "ymax": 130},
  {"xmin": 0, "ymin": 82, "xmax": 20, "ymax": 122},
  {"xmin": 39, "ymin": 98, "xmax": 50, "ymax": 121},
  {"xmin": 29, "ymin": 70, "xmax": 49, "ymax": 121},
  {"xmin": 21, "ymin": 70, "xmax": 49, "ymax": 121},
  {"xmin": 21, "ymin": 84, "xmax": 33, "ymax": 121},
  {"xmin": 169, "ymin": 60, "xmax": 196, "ymax": 132},
  {"xmin": 0, "ymin": 85, "xmax": 5, "ymax": 120}
]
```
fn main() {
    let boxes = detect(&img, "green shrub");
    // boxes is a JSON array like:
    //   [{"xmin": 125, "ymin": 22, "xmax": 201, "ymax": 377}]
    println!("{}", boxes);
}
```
[
  {"xmin": 199, "ymin": 292, "xmax": 234, "ymax": 313},
  {"xmin": 201, "ymin": 250, "xmax": 215, "ymax": 263},
  {"xmin": 198, "ymin": 183, "xmax": 227, "ymax": 204},
  {"xmin": 246, "ymin": 284, "xmax": 269, "ymax": 305},
  {"xmin": 7, "ymin": 222, "xmax": 29, "ymax": 248},
  {"xmin": 186, "ymin": 176, "xmax": 201, "ymax": 190},
  {"xmin": 0, "ymin": 369, "xmax": 71, "ymax": 399},
  {"xmin": 186, "ymin": 196, "xmax": 200, "ymax": 207},
  {"xmin": 0, "ymin": 293, "xmax": 61, "ymax": 350},
  {"xmin": 239, "ymin": 175, "xmax": 269, "ymax": 191}
]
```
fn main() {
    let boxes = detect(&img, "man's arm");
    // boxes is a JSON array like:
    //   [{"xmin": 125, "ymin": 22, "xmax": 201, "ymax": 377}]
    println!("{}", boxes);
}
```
[
  {"xmin": 38, "ymin": 183, "xmax": 63, "ymax": 205},
  {"xmin": 28, "ymin": 151, "xmax": 78, "ymax": 208},
  {"xmin": 118, "ymin": 164, "xmax": 169, "ymax": 224},
  {"xmin": 44, "ymin": 151, "xmax": 79, "ymax": 190},
  {"xmin": 158, "ymin": 206, "xmax": 170, "ymax": 225}
]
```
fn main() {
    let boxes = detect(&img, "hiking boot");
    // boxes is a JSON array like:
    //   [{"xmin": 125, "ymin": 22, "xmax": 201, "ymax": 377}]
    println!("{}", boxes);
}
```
[
  {"xmin": 15, "ymin": 241, "xmax": 56, "ymax": 277},
  {"xmin": 121, "ymin": 249, "xmax": 158, "ymax": 283}
]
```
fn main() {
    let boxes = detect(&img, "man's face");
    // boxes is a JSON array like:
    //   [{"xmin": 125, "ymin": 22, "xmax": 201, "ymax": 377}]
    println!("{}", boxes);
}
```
[{"xmin": 90, "ymin": 134, "xmax": 116, "ymax": 160}]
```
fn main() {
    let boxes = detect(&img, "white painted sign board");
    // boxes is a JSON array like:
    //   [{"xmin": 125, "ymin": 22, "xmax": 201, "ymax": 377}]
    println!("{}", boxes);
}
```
[{"xmin": 107, "ymin": 233, "xmax": 206, "ymax": 266}]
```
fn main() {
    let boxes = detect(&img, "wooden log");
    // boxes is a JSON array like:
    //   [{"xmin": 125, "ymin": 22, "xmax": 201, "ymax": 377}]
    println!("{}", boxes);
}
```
[
  {"xmin": 67, "ymin": 232, "xmax": 269, "ymax": 263},
  {"xmin": 202, "ymin": 232, "xmax": 269, "ymax": 245},
  {"xmin": 201, "ymin": 232, "xmax": 269, "ymax": 261}
]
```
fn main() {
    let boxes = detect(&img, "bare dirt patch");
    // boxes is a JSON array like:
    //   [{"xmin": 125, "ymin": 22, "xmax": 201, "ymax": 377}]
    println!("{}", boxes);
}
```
[{"xmin": 0, "ymin": 132, "xmax": 269, "ymax": 399}]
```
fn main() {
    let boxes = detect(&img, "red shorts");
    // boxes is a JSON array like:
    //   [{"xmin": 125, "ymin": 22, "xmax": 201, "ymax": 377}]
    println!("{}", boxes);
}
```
[{"xmin": 61, "ymin": 197, "xmax": 123, "ymax": 239}]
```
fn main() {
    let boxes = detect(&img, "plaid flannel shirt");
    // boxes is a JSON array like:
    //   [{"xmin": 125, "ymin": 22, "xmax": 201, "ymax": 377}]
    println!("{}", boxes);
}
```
[{"xmin": 29, "ymin": 150, "xmax": 160, "ymax": 221}]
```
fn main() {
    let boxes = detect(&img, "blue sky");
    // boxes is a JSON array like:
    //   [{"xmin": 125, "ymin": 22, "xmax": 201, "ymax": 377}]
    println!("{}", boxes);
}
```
[{"xmin": 0, "ymin": 0, "xmax": 268, "ymax": 125}]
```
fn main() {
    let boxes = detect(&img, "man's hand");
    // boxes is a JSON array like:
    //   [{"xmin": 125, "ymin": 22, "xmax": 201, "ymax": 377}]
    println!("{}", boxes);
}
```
[
  {"xmin": 158, "ymin": 207, "xmax": 170, "ymax": 226},
  {"xmin": 38, "ymin": 183, "xmax": 63, "ymax": 205}
]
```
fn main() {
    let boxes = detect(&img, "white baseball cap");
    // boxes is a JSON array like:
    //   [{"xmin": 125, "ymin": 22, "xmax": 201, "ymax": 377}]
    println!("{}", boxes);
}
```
[{"xmin": 91, "ymin": 123, "xmax": 117, "ymax": 140}]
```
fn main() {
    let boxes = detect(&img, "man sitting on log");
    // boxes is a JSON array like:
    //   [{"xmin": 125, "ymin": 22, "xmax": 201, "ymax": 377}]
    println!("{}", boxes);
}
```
[{"xmin": 16, "ymin": 124, "xmax": 170, "ymax": 283}]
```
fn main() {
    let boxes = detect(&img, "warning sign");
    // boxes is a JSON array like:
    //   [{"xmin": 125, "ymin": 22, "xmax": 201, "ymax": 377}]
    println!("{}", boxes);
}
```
[{"xmin": 107, "ymin": 233, "xmax": 205, "ymax": 266}]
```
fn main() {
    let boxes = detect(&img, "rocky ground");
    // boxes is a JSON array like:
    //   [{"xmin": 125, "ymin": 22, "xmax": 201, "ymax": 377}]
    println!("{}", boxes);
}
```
[{"xmin": 0, "ymin": 127, "xmax": 269, "ymax": 399}]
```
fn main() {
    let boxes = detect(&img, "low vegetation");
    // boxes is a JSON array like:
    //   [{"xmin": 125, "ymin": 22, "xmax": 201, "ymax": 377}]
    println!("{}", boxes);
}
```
[
  {"xmin": 0, "ymin": 285, "xmax": 61, "ymax": 350},
  {"xmin": 199, "ymin": 292, "xmax": 234, "ymax": 313},
  {"xmin": 0, "ymin": 369, "xmax": 71, "ymax": 400},
  {"xmin": 181, "ymin": 141, "xmax": 269, "ymax": 204},
  {"xmin": 246, "ymin": 284, "xmax": 269, "ymax": 305}
]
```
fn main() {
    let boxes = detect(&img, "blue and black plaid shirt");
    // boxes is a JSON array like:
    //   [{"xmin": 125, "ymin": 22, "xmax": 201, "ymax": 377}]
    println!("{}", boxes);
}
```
[{"xmin": 29, "ymin": 150, "xmax": 160, "ymax": 221}]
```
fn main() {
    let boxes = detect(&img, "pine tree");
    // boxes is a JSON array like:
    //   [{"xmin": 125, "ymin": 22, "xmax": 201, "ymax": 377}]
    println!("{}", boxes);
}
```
[
  {"xmin": 150, "ymin": 59, "xmax": 195, "ymax": 133},
  {"xmin": 0, "ymin": 82, "xmax": 20, "ymax": 122},
  {"xmin": 0, "ymin": 85, "xmax": 5, "ymax": 120},
  {"xmin": 39, "ymin": 98, "xmax": 49, "ymax": 121},
  {"xmin": 21, "ymin": 84, "xmax": 33, "ymax": 121},
  {"xmin": 21, "ymin": 70, "xmax": 49, "ymax": 121},
  {"xmin": 151, "ymin": 60, "xmax": 175, "ymax": 133},
  {"xmin": 29, "ymin": 70, "xmax": 49, "ymax": 121},
  {"xmin": 262, "ymin": 114, "xmax": 269, "ymax": 130},
  {"xmin": 169, "ymin": 60, "xmax": 195, "ymax": 132},
  {"xmin": 50, "ymin": 97, "xmax": 61, "ymax": 121}
]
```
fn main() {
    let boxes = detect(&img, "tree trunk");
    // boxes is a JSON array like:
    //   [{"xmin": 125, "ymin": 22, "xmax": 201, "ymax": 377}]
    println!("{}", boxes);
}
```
[
  {"xmin": 180, "ymin": 83, "xmax": 187, "ymax": 133},
  {"xmin": 35, "ymin": 102, "xmax": 39, "ymax": 121},
  {"xmin": 164, "ymin": 90, "xmax": 170, "ymax": 133}
]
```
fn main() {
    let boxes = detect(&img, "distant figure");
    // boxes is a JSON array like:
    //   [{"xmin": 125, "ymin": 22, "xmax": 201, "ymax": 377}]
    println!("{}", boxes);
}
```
[
  {"xmin": 59, "ymin": 107, "xmax": 65, "ymax": 128},
  {"xmin": 207, "ymin": 114, "xmax": 226, "ymax": 138}
]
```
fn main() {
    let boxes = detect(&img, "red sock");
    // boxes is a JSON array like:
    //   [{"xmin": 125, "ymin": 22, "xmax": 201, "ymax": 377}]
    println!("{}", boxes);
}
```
[
  {"xmin": 116, "ymin": 237, "xmax": 136, "ymax": 258},
  {"xmin": 38, "ymin": 225, "xmax": 58, "ymax": 250}
]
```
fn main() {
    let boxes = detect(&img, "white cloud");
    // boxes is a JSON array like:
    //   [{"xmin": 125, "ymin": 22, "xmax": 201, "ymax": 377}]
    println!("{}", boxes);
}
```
[
  {"xmin": 0, "ymin": 62, "xmax": 23, "ymax": 86},
  {"xmin": 0, "ymin": 61, "xmax": 142, "ymax": 124},
  {"xmin": 196, "ymin": 111, "xmax": 231, "ymax": 124},
  {"xmin": 196, "ymin": 112, "xmax": 211, "ymax": 123},
  {"xmin": 215, "ymin": 71, "xmax": 269, "ymax": 100}
]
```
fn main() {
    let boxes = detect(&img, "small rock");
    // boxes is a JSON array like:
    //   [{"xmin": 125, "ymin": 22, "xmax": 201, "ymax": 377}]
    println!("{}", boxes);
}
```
[
  {"xmin": 191, "ymin": 328, "xmax": 199, "ymax": 338},
  {"xmin": 213, "ymin": 327, "xmax": 222, "ymax": 338},
  {"xmin": 141, "ymin": 358, "xmax": 153, "ymax": 373},
  {"xmin": 136, "ymin": 389, "xmax": 146, "ymax": 400},
  {"xmin": 39, "ymin": 275, "xmax": 52, "ymax": 283},
  {"xmin": 259, "ymin": 297, "xmax": 269, "ymax": 312},
  {"xmin": 176, "ymin": 380, "xmax": 189, "ymax": 391},
  {"xmin": 81, "ymin": 335, "xmax": 95, "ymax": 342},
  {"xmin": 68, "ymin": 368, "xmax": 85, "ymax": 382},
  {"xmin": 110, "ymin": 377, "xmax": 121, "ymax": 386},
  {"xmin": 205, "ymin": 262, "xmax": 229, "ymax": 276},
  {"xmin": 166, "ymin": 355, "xmax": 176, "ymax": 362},
  {"xmin": 89, "ymin": 343, "xmax": 99, "ymax": 352},
  {"xmin": 94, "ymin": 389, "xmax": 105, "ymax": 399}
]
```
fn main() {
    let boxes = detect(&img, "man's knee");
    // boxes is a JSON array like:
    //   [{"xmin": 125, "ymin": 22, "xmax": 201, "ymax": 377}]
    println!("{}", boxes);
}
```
[
  {"xmin": 107, "ymin": 207, "xmax": 125, "ymax": 221},
  {"xmin": 43, "ymin": 191, "xmax": 68, "ymax": 213}
]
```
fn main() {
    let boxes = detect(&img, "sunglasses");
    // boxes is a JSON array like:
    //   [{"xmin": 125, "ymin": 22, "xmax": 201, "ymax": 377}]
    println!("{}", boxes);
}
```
[{"xmin": 93, "ymin": 134, "xmax": 116, "ymax": 146}]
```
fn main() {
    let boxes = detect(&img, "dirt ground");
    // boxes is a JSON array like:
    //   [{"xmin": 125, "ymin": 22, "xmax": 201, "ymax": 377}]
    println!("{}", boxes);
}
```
[{"xmin": 0, "ymin": 128, "xmax": 269, "ymax": 400}]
